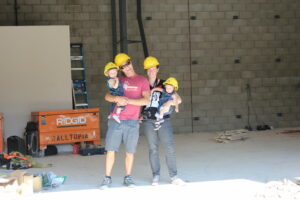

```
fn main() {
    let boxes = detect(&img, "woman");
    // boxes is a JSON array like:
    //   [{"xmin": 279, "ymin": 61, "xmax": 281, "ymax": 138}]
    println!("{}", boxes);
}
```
[{"xmin": 142, "ymin": 56, "xmax": 186, "ymax": 186}]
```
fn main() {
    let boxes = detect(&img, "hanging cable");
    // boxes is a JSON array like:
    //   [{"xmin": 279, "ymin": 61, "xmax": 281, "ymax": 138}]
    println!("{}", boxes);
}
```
[
  {"xmin": 14, "ymin": 0, "xmax": 19, "ymax": 26},
  {"xmin": 187, "ymin": 0, "xmax": 194, "ymax": 133},
  {"xmin": 246, "ymin": 83, "xmax": 253, "ymax": 130}
]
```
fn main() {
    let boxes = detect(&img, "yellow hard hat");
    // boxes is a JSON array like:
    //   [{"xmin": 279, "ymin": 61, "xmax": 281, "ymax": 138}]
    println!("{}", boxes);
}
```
[
  {"xmin": 144, "ymin": 56, "xmax": 160, "ymax": 70},
  {"xmin": 104, "ymin": 62, "xmax": 119, "ymax": 76},
  {"xmin": 114, "ymin": 53, "xmax": 131, "ymax": 67},
  {"xmin": 163, "ymin": 77, "xmax": 179, "ymax": 91}
]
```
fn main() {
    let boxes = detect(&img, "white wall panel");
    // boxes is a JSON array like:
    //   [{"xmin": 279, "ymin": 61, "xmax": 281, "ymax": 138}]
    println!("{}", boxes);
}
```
[{"xmin": 0, "ymin": 26, "xmax": 72, "ymax": 139}]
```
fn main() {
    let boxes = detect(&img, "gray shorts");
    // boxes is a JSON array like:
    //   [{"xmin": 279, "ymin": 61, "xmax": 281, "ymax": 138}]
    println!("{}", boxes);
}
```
[{"xmin": 105, "ymin": 119, "xmax": 140, "ymax": 153}]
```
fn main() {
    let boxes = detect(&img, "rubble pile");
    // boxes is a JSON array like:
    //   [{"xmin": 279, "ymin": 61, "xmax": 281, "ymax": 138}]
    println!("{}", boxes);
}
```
[
  {"xmin": 215, "ymin": 129, "xmax": 248, "ymax": 143},
  {"xmin": 256, "ymin": 179, "xmax": 300, "ymax": 200}
]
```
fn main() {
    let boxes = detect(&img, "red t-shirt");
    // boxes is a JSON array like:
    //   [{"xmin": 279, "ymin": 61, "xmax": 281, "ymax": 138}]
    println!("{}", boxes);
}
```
[{"xmin": 118, "ymin": 74, "xmax": 150, "ymax": 120}]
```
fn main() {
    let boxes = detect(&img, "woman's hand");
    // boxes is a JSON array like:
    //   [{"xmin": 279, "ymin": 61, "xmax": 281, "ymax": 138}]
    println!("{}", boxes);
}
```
[{"xmin": 151, "ymin": 87, "xmax": 163, "ymax": 94}]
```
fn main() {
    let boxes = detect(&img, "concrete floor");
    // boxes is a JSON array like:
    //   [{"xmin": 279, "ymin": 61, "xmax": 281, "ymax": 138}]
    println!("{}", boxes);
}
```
[{"xmin": 5, "ymin": 128, "xmax": 300, "ymax": 199}]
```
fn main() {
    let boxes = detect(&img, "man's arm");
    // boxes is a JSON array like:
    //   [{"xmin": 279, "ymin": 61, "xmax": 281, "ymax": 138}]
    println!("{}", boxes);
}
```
[
  {"xmin": 127, "ymin": 91, "xmax": 150, "ymax": 106},
  {"xmin": 105, "ymin": 92, "xmax": 128, "ymax": 106}
]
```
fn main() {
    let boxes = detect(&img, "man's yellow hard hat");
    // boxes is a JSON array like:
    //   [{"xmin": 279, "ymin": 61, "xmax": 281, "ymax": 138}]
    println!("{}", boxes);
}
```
[
  {"xmin": 163, "ymin": 77, "xmax": 179, "ymax": 91},
  {"xmin": 114, "ymin": 53, "xmax": 131, "ymax": 67},
  {"xmin": 104, "ymin": 62, "xmax": 119, "ymax": 76},
  {"xmin": 143, "ymin": 56, "xmax": 160, "ymax": 70}
]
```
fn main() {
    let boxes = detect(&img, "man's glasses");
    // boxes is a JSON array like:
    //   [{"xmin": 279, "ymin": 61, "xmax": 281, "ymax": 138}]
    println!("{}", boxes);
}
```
[{"xmin": 120, "ymin": 60, "xmax": 131, "ymax": 70}]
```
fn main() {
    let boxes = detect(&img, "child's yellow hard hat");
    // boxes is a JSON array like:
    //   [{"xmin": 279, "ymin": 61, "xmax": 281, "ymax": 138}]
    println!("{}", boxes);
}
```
[
  {"xmin": 163, "ymin": 77, "xmax": 179, "ymax": 91},
  {"xmin": 104, "ymin": 62, "xmax": 119, "ymax": 76}
]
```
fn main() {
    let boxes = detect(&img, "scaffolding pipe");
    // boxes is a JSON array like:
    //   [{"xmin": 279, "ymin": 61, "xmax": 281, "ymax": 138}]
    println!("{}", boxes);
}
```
[
  {"xmin": 14, "ymin": 0, "xmax": 19, "ymax": 25},
  {"xmin": 111, "ymin": 0, "xmax": 117, "ymax": 59},
  {"xmin": 136, "ymin": 0, "xmax": 149, "ymax": 57},
  {"xmin": 119, "ymin": 0, "xmax": 128, "ymax": 53}
]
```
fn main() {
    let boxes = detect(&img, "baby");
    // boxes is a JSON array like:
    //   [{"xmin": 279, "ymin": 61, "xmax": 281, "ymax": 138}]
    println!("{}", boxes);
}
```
[
  {"xmin": 104, "ymin": 62, "xmax": 124, "ymax": 123},
  {"xmin": 152, "ymin": 77, "xmax": 179, "ymax": 130}
]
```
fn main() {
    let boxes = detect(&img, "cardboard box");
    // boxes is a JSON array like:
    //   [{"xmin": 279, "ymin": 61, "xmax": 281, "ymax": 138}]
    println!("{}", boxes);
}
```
[
  {"xmin": 0, "ymin": 170, "xmax": 43, "ymax": 195},
  {"xmin": 33, "ymin": 176, "xmax": 42, "ymax": 193},
  {"xmin": 0, "ymin": 176, "xmax": 19, "ymax": 195},
  {"xmin": 0, "ymin": 170, "xmax": 42, "ymax": 196},
  {"xmin": 21, "ymin": 173, "xmax": 33, "ymax": 195},
  {"xmin": 9, "ymin": 170, "xmax": 26, "ymax": 185},
  {"xmin": 7, "ymin": 170, "xmax": 33, "ymax": 195}
]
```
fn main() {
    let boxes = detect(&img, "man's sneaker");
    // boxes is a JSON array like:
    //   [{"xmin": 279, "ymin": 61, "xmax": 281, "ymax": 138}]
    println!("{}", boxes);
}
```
[
  {"xmin": 171, "ymin": 177, "xmax": 186, "ymax": 186},
  {"xmin": 112, "ymin": 114, "xmax": 121, "ymax": 123},
  {"xmin": 100, "ymin": 176, "xmax": 112, "ymax": 190},
  {"xmin": 123, "ymin": 175, "xmax": 136, "ymax": 188},
  {"xmin": 152, "ymin": 175, "xmax": 160, "ymax": 186}
]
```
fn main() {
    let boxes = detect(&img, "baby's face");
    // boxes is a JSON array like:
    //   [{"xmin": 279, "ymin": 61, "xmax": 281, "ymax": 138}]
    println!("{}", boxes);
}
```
[
  {"xmin": 108, "ymin": 68, "xmax": 118, "ymax": 78},
  {"xmin": 165, "ymin": 84, "xmax": 175, "ymax": 93}
]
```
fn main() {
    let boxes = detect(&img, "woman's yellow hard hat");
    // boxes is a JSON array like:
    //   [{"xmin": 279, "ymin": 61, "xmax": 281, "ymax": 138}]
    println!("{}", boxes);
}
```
[{"xmin": 144, "ymin": 56, "xmax": 160, "ymax": 70}]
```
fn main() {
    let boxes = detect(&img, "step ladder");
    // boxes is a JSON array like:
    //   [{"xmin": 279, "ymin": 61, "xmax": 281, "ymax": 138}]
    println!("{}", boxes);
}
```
[{"xmin": 70, "ymin": 43, "xmax": 89, "ymax": 109}]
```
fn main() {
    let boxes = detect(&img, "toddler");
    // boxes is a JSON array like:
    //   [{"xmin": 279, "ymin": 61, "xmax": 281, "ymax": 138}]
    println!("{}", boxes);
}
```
[
  {"xmin": 104, "ymin": 62, "xmax": 125, "ymax": 123},
  {"xmin": 152, "ymin": 77, "xmax": 179, "ymax": 130}
]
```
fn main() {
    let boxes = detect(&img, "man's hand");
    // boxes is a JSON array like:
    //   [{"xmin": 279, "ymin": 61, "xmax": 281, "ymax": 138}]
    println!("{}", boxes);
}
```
[{"xmin": 115, "ymin": 96, "xmax": 128, "ymax": 106}]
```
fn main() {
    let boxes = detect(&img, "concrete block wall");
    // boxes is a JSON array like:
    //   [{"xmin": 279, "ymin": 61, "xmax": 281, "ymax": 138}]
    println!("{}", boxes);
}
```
[
  {"xmin": 187, "ymin": 0, "xmax": 300, "ymax": 132},
  {"xmin": 0, "ymin": 0, "xmax": 300, "ymax": 135}
]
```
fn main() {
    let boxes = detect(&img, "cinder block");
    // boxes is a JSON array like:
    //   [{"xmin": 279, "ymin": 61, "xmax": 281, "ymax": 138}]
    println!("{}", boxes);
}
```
[
  {"xmin": 227, "ymin": 86, "xmax": 242, "ymax": 94},
  {"xmin": 24, "ymin": 13, "xmax": 41, "ymax": 21},
  {"xmin": 49, "ymin": 5, "xmax": 64, "ymax": 12},
  {"xmin": 19, "ymin": 5, "xmax": 33, "ymax": 13},
  {"xmin": 203, "ymin": 4, "xmax": 218, "ymax": 11},
  {"xmin": 65, "ymin": 5, "xmax": 82, "ymax": 12},
  {"xmin": 58, "ymin": 13, "xmax": 73, "ymax": 20},
  {"xmin": 73, "ymin": 13, "xmax": 89, "ymax": 20},
  {"xmin": 42, "ymin": 13, "xmax": 58, "ymax": 20},
  {"xmin": 25, "ymin": 0, "xmax": 41, "ymax": 5},
  {"xmin": 218, "ymin": 4, "xmax": 232, "ymax": 11},
  {"xmin": 174, "ymin": 4, "xmax": 188, "ymax": 12},
  {"xmin": 33, "ymin": 5, "xmax": 49, "ymax": 12}
]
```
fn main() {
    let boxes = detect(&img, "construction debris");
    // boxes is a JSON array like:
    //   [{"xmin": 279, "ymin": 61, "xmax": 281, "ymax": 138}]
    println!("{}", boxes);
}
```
[
  {"xmin": 214, "ymin": 129, "xmax": 248, "ymax": 143},
  {"xmin": 295, "ymin": 177, "xmax": 300, "ymax": 185},
  {"xmin": 255, "ymin": 179, "xmax": 300, "ymax": 200},
  {"xmin": 278, "ymin": 130, "xmax": 300, "ymax": 135}
]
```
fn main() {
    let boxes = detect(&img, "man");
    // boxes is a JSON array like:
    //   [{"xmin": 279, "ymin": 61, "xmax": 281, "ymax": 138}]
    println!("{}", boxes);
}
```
[{"xmin": 100, "ymin": 53, "xmax": 150, "ymax": 189}]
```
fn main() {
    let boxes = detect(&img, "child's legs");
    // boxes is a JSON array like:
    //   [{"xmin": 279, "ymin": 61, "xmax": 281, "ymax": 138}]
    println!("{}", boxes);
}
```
[
  {"xmin": 109, "ymin": 103, "xmax": 116, "ymax": 115},
  {"xmin": 158, "ymin": 105, "xmax": 174, "ymax": 119},
  {"xmin": 159, "ymin": 103, "xmax": 171, "ymax": 117},
  {"xmin": 116, "ymin": 105, "xmax": 125, "ymax": 115}
]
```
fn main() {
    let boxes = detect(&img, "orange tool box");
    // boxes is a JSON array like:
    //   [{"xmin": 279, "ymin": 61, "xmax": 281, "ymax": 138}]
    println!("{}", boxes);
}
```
[
  {"xmin": 0, "ymin": 113, "xmax": 3, "ymax": 153},
  {"xmin": 31, "ymin": 108, "xmax": 100, "ymax": 150}
]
